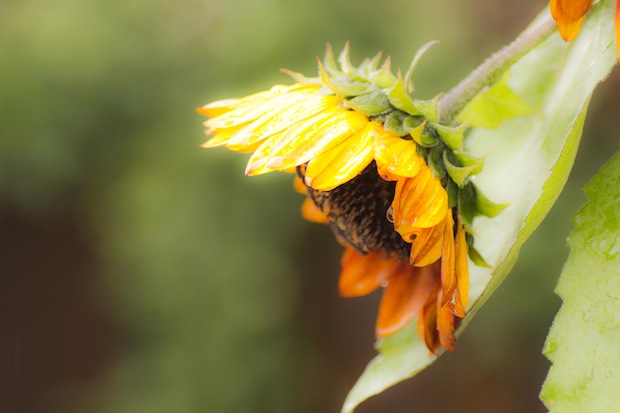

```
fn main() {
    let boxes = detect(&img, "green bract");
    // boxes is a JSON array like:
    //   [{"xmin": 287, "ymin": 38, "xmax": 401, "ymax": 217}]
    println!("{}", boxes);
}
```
[{"xmin": 341, "ymin": 0, "xmax": 618, "ymax": 411}]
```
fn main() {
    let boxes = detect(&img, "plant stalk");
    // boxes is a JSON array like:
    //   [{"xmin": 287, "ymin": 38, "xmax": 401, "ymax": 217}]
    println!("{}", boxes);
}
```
[{"xmin": 437, "ymin": 18, "xmax": 557, "ymax": 124}]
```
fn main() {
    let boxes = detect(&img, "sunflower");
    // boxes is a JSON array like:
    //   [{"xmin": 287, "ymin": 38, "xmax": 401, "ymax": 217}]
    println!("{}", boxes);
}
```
[
  {"xmin": 197, "ymin": 44, "xmax": 503, "ymax": 353},
  {"xmin": 550, "ymin": 0, "xmax": 620, "ymax": 56}
]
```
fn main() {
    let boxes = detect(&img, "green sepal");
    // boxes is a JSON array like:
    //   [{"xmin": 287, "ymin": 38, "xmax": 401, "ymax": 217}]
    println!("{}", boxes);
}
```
[
  {"xmin": 323, "ymin": 44, "xmax": 342, "ymax": 76},
  {"xmin": 465, "ymin": 233, "xmax": 492, "ymax": 268},
  {"xmin": 386, "ymin": 70, "xmax": 424, "ymax": 116},
  {"xmin": 427, "ymin": 145, "xmax": 446, "ymax": 180},
  {"xmin": 403, "ymin": 41, "xmax": 439, "ymax": 94},
  {"xmin": 319, "ymin": 60, "xmax": 371, "ymax": 97},
  {"xmin": 433, "ymin": 122, "xmax": 467, "ymax": 150},
  {"xmin": 453, "ymin": 149, "xmax": 486, "ymax": 175},
  {"xmin": 383, "ymin": 110, "xmax": 410, "ymax": 136},
  {"xmin": 347, "ymin": 90, "xmax": 392, "ymax": 116},
  {"xmin": 457, "ymin": 183, "xmax": 476, "ymax": 227},
  {"xmin": 443, "ymin": 151, "xmax": 478, "ymax": 187},
  {"xmin": 358, "ymin": 51, "xmax": 383, "ymax": 80},
  {"xmin": 373, "ymin": 57, "xmax": 397, "ymax": 89},
  {"xmin": 406, "ymin": 118, "xmax": 436, "ymax": 147},
  {"xmin": 338, "ymin": 42, "xmax": 365, "ymax": 81},
  {"xmin": 411, "ymin": 95, "xmax": 440, "ymax": 123},
  {"xmin": 475, "ymin": 184, "xmax": 508, "ymax": 218}
]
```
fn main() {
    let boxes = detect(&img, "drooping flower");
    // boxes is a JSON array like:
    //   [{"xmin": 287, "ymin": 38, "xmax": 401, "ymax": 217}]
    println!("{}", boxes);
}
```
[
  {"xmin": 550, "ymin": 0, "xmax": 620, "ymax": 56},
  {"xmin": 197, "ymin": 44, "xmax": 503, "ymax": 353}
]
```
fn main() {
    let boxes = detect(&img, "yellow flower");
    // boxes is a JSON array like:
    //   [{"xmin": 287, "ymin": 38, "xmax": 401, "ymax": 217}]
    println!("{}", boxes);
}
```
[
  {"xmin": 550, "ymin": 0, "xmax": 620, "ymax": 56},
  {"xmin": 198, "ymin": 45, "xmax": 499, "ymax": 353}
]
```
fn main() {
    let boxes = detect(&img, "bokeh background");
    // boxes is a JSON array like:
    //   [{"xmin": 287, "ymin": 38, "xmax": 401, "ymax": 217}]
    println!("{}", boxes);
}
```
[{"xmin": 1, "ymin": 0, "xmax": 618, "ymax": 412}]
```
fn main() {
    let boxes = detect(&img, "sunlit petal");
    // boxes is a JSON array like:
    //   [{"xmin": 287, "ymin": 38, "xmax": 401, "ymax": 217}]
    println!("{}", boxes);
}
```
[
  {"xmin": 204, "ymin": 84, "xmax": 321, "ymax": 130},
  {"xmin": 373, "ymin": 129, "xmax": 423, "ymax": 181},
  {"xmin": 304, "ymin": 122, "xmax": 378, "ymax": 191},
  {"xmin": 224, "ymin": 94, "xmax": 341, "ymax": 151}
]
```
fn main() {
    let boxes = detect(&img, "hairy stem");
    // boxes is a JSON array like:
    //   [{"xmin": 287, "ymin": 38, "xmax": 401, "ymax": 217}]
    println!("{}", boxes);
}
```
[{"xmin": 438, "ymin": 18, "xmax": 557, "ymax": 124}]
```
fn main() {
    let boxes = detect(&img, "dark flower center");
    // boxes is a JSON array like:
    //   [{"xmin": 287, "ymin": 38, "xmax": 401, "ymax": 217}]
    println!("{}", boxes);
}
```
[{"xmin": 300, "ymin": 163, "xmax": 411, "ymax": 260}]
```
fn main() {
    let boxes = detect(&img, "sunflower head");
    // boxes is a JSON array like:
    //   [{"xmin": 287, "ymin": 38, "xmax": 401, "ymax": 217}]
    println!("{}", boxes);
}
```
[{"xmin": 197, "ymin": 44, "xmax": 506, "ymax": 353}]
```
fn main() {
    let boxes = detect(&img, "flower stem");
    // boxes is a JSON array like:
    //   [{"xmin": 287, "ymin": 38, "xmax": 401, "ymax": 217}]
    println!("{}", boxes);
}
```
[{"xmin": 437, "ymin": 17, "xmax": 557, "ymax": 124}]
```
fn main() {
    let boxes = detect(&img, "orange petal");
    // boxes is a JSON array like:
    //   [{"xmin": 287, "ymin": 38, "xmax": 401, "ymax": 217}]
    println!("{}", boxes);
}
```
[
  {"xmin": 392, "ymin": 166, "xmax": 449, "ymax": 236},
  {"xmin": 293, "ymin": 176, "xmax": 307, "ymax": 194},
  {"xmin": 373, "ymin": 129, "xmax": 423, "ymax": 181},
  {"xmin": 550, "ymin": 0, "xmax": 592, "ymax": 41},
  {"xmin": 301, "ymin": 198, "xmax": 329, "ymax": 224},
  {"xmin": 339, "ymin": 248, "xmax": 398, "ymax": 297},
  {"xmin": 556, "ymin": 15, "xmax": 587, "ymax": 41},
  {"xmin": 409, "ymin": 216, "xmax": 446, "ymax": 267},
  {"xmin": 303, "ymin": 122, "xmax": 378, "ymax": 191},
  {"xmin": 452, "ymin": 218, "xmax": 470, "ymax": 317},
  {"xmin": 376, "ymin": 264, "xmax": 436, "ymax": 337},
  {"xmin": 440, "ymin": 211, "xmax": 456, "ymax": 308},
  {"xmin": 416, "ymin": 276, "xmax": 442, "ymax": 354},
  {"xmin": 437, "ymin": 304, "xmax": 457, "ymax": 352}
]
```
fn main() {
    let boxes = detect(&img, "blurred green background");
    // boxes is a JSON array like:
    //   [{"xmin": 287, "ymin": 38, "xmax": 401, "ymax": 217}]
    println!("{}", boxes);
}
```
[{"xmin": 1, "ymin": 0, "xmax": 618, "ymax": 412}]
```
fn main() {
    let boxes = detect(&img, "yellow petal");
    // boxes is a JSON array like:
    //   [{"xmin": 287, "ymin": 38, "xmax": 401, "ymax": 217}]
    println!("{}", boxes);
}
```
[
  {"xmin": 198, "ymin": 83, "xmax": 314, "ymax": 117},
  {"xmin": 224, "ymin": 94, "xmax": 341, "ymax": 151},
  {"xmin": 204, "ymin": 84, "xmax": 321, "ymax": 130},
  {"xmin": 265, "ymin": 108, "xmax": 369, "ymax": 171},
  {"xmin": 244, "ymin": 129, "xmax": 289, "ymax": 175},
  {"xmin": 303, "ymin": 122, "xmax": 378, "ymax": 190},
  {"xmin": 373, "ymin": 129, "xmax": 423, "ymax": 181},
  {"xmin": 392, "ymin": 166, "xmax": 449, "ymax": 237},
  {"xmin": 244, "ymin": 108, "xmax": 344, "ymax": 175}
]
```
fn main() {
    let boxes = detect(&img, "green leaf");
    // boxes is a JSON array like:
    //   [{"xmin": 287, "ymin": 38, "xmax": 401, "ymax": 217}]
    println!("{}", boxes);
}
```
[
  {"xmin": 457, "ymin": 73, "xmax": 537, "ymax": 128},
  {"xmin": 540, "ymin": 152, "xmax": 620, "ymax": 412},
  {"xmin": 342, "ymin": 2, "xmax": 618, "ymax": 411}
]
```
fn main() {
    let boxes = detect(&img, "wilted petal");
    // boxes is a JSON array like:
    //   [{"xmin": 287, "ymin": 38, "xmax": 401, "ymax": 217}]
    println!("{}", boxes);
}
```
[
  {"xmin": 416, "ymin": 274, "xmax": 442, "ymax": 354},
  {"xmin": 453, "ymin": 218, "xmax": 470, "ymax": 317},
  {"xmin": 440, "ymin": 212, "xmax": 456, "ymax": 308},
  {"xmin": 376, "ymin": 264, "xmax": 436, "ymax": 337},
  {"xmin": 436, "ymin": 304, "xmax": 457, "ymax": 352},
  {"xmin": 339, "ymin": 248, "xmax": 400, "ymax": 297}
]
